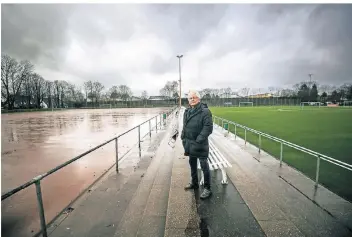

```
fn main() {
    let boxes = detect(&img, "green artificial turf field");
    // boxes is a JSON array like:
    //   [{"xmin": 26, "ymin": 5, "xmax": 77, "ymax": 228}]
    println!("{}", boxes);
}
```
[{"xmin": 210, "ymin": 106, "xmax": 352, "ymax": 202}]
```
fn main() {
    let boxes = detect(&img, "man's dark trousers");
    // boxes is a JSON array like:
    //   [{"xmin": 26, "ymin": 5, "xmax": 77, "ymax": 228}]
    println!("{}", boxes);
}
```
[{"xmin": 189, "ymin": 157, "xmax": 210, "ymax": 189}]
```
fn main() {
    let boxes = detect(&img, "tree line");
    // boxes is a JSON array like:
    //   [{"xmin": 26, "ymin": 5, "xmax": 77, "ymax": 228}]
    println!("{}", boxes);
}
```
[
  {"xmin": 2, "ymin": 54, "xmax": 351, "ymax": 110},
  {"xmin": 197, "ymin": 82, "xmax": 352, "ymax": 103},
  {"xmin": 1, "ymin": 54, "xmax": 138, "ymax": 110}
]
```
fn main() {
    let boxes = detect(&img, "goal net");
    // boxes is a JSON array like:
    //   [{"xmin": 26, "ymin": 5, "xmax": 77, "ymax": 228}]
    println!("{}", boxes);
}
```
[
  {"xmin": 343, "ymin": 101, "xmax": 352, "ymax": 107},
  {"xmin": 99, "ymin": 104, "xmax": 112, "ymax": 109},
  {"xmin": 239, "ymin": 102, "xmax": 253, "ymax": 107},
  {"xmin": 300, "ymin": 102, "xmax": 322, "ymax": 109}
]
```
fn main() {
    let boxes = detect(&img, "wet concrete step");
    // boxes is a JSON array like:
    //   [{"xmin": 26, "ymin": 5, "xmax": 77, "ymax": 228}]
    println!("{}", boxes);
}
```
[
  {"xmin": 194, "ymin": 169, "xmax": 266, "ymax": 237},
  {"xmin": 113, "ymin": 127, "xmax": 172, "ymax": 237},
  {"xmin": 164, "ymin": 141, "xmax": 201, "ymax": 237},
  {"xmin": 134, "ymin": 136, "xmax": 175, "ymax": 236},
  {"xmin": 49, "ymin": 155, "xmax": 156, "ymax": 237},
  {"xmin": 164, "ymin": 138, "xmax": 266, "ymax": 237},
  {"xmin": 48, "ymin": 131, "xmax": 167, "ymax": 237}
]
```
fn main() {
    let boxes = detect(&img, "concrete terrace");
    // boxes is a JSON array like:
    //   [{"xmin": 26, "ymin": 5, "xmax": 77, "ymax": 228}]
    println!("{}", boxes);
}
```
[{"xmin": 47, "ymin": 108, "xmax": 352, "ymax": 237}]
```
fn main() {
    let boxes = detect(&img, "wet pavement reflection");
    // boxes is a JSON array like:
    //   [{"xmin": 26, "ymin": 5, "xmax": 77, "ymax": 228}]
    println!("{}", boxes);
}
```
[
  {"xmin": 1, "ymin": 108, "xmax": 168, "ymax": 237},
  {"xmin": 193, "ymin": 170, "xmax": 265, "ymax": 237}
]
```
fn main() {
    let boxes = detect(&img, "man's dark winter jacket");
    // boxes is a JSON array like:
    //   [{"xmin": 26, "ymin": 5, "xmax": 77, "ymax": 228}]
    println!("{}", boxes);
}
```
[{"xmin": 181, "ymin": 102, "xmax": 213, "ymax": 158}]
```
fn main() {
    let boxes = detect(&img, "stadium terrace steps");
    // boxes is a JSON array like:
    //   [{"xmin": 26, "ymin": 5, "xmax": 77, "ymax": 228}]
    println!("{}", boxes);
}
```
[
  {"xmin": 114, "ymin": 122, "xmax": 174, "ymax": 237},
  {"xmin": 48, "ymin": 125, "xmax": 170, "ymax": 237},
  {"xmin": 211, "ymin": 124, "xmax": 352, "ymax": 237}
]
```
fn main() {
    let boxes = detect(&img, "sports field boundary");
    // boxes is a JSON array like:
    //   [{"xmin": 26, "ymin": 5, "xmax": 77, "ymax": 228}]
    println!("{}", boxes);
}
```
[{"xmin": 212, "ymin": 115, "xmax": 352, "ymax": 202}]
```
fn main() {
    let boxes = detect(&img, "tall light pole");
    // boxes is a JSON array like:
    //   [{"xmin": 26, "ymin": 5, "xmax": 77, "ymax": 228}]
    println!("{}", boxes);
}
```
[{"xmin": 177, "ymin": 55, "xmax": 183, "ymax": 107}]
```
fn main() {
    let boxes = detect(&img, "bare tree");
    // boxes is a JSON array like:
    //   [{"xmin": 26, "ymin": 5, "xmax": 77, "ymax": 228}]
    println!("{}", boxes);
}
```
[
  {"xmin": 140, "ymin": 90, "xmax": 148, "ymax": 105},
  {"xmin": 93, "ymin": 81, "xmax": 104, "ymax": 104},
  {"xmin": 292, "ymin": 84, "xmax": 301, "ymax": 95},
  {"xmin": 53, "ymin": 80, "xmax": 60, "ymax": 107},
  {"xmin": 160, "ymin": 81, "xmax": 178, "ymax": 98},
  {"xmin": 159, "ymin": 87, "xmax": 167, "ymax": 97},
  {"xmin": 45, "ymin": 80, "xmax": 54, "ymax": 108},
  {"xmin": 1, "ymin": 55, "xmax": 34, "ymax": 109},
  {"xmin": 21, "ymin": 72, "xmax": 33, "ymax": 108},
  {"xmin": 280, "ymin": 89, "xmax": 295, "ymax": 97},
  {"xmin": 224, "ymin": 87, "xmax": 232, "ymax": 98},
  {"xmin": 109, "ymin": 86, "xmax": 120, "ymax": 103},
  {"xmin": 201, "ymin": 88, "xmax": 212, "ymax": 99},
  {"xmin": 141, "ymin": 90, "xmax": 148, "ymax": 100},
  {"xmin": 1, "ymin": 55, "xmax": 17, "ymax": 107},
  {"xmin": 59, "ymin": 80, "xmax": 69, "ymax": 108},
  {"xmin": 83, "ymin": 80, "xmax": 93, "ymax": 106},
  {"xmin": 211, "ymin": 88, "xmax": 220, "ymax": 98},
  {"xmin": 118, "ymin": 85, "xmax": 132, "ymax": 102},
  {"xmin": 240, "ymin": 88, "xmax": 250, "ymax": 97},
  {"xmin": 32, "ymin": 73, "xmax": 45, "ymax": 108}
]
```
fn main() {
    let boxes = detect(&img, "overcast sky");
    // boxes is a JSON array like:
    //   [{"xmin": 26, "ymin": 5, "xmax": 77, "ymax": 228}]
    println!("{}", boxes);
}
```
[{"xmin": 2, "ymin": 4, "xmax": 352, "ymax": 96}]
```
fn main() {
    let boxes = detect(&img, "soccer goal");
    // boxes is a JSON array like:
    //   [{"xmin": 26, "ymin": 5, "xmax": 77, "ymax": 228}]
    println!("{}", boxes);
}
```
[
  {"xmin": 300, "ymin": 102, "xmax": 322, "ymax": 109},
  {"xmin": 99, "ymin": 104, "xmax": 112, "ymax": 109},
  {"xmin": 239, "ymin": 102, "xmax": 254, "ymax": 107},
  {"xmin": 343, "ymin": 101, "xmax": 352, "ymax": 107}
]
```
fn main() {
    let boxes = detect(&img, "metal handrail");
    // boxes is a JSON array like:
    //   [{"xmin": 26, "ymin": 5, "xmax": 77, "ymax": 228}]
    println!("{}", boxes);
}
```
[
  {"xmin": 1, "ymin": 106, "xmax": 177, "ymax": 237},
  {"xmin": 213, "ymin": 115, "xmax": 352, "ymax": 187}
]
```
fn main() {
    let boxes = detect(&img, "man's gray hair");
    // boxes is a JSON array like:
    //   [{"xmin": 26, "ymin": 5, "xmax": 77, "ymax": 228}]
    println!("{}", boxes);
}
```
[{"xmin": 188, "ymin": 89, "xmax": 201, "ymax": 99}]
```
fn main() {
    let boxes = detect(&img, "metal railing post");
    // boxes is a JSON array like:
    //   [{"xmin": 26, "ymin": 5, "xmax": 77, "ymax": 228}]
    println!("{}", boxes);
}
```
[
  {"xmin": 155, "ymin": 117, "xmax": 157, "ymax": 133},
  {"xmin": 138, "ymin": 125, "xmax": 141, "ymax": 157},
  {"xmin": 235, "ymin": 124, "xmax": 237, "ymax": 139},
  {"xmin": 280, "ymin": 142, "xmax": 283, "ymax": 167},
  {"xmin": 228, "ymin": 123, "xmax": 230, "ymax": 135},
  {"xmin": 258, "ymin": 134, "xmax": 261, "ymax": 153},
  {"xmin": 222, "ymin": 119, "xmax": 224, "ymax": 131},
  {"xmin": 115, "ymin": 138, "xmax": 119, "ymax": 172},
  {"xmin": 315, "ymin": 155, "xmax": 320, "ymax": 188},
  {"xmin": 149, "ymin": 120, "xmax": 151, "ymax": 138},
  {"xmin": 35, "ymin": 180, "xmax": 48, "ymax": 237},
  {"xmin": 245, "ymin": 128, "xmax": 247, "ymax": 145}
]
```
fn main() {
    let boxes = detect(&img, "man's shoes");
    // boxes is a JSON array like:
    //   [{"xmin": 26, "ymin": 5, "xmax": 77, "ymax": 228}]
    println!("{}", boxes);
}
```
[
  {"xmin": 184, "ymin": 183, "xmax": 199, "ymax": 190},
  {"xmin": 200, "ymin": 188, "xmax": 212, "ymax": 199}
]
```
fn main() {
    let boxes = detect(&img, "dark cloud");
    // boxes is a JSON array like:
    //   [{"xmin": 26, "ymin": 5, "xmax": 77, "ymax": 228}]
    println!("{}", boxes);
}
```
[
  {"xmin": 144, "ymin": 4, "xmax": 228, "ymax": 54},
  {"xmin": 1, "ymin": 4, "xmax": 351, "ymax": 94},
  {"xmin": 150, "ymin": 55, "xmax": 177, "ymax": 74},
  {"xmin": 66, "ymin": 5, "xmax": 139, "ymax": 47},
  {"xmin": 1, "ymin": 4, "xmax": 72, "ymax": 67}
]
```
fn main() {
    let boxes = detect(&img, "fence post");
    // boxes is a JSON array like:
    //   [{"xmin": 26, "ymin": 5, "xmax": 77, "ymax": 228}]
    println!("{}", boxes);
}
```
[
  {"xmin": 155, "ymin": 117, "xmax": 157, "ymax": 133},
  {"xmin": 138, "ymin": 125, "xmax": 141, "ymax": 157},
  {"xmin": 149, "ymin": 120, "xmax": 151, "ymax": 138},
  {"xmin": 235, "ymin": 124, "xmax": 237, "ymax": 139},
  {"xmin": 315, "ymin": 155, "xmax": 320, "ymax": 188},
  {"xmin": 222, "ymin": 119, "xmax": 224, "ymax": 131},
  {"xmin": 280, "ymin": 142, "xmax": 283, "ymax": 167},
  {"xmin": 228, "ymin": 122, "xmax": 230, "ymax": 135},
  {"xmin": 245, "ymin": 128, "xmax": 247, "ymax": 145},
  {"xmin": 35, "ymin": 180, "xmax": 48, "ymax": 237},
  {"xmin": 258, "ymin": 134, "xmax": 261, "ymax": 153},
  {"xmin": 115, "ymin": 138, "xmax": 119, "ymax": 172}
]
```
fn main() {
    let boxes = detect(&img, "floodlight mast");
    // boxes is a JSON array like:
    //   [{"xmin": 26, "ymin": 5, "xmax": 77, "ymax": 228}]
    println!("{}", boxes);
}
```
[{"xmin": 177, "ymin": 55, "xmax": 183, "ymax": 108}]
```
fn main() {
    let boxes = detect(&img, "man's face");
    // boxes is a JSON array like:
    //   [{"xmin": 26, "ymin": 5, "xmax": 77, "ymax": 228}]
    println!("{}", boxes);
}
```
[{"xmin": 188, "ymin": 93, "xmax": 200, "ymax": 107}]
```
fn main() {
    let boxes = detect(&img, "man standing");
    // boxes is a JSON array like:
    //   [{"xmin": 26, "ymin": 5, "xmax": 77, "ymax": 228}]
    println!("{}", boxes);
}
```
[{"xmin": 181, "ymin": 90, "xmax": 213, "ymax": 199}]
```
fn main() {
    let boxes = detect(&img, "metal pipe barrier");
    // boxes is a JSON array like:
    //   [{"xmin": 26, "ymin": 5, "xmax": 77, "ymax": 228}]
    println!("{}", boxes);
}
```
[
  {"xmin": 213, "ymin": 115, "xmax": 352, "ymax": 187},
  {"xmin": 1, "ymin": 106, "xmax": 177, "ymax": 237}
]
